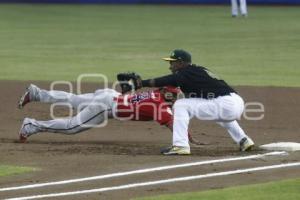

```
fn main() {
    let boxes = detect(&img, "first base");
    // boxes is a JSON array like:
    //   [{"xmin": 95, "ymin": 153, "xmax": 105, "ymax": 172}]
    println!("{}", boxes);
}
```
[{"xmin": 260, "ymin": 142, "xmax": 300, "ymax": 151}]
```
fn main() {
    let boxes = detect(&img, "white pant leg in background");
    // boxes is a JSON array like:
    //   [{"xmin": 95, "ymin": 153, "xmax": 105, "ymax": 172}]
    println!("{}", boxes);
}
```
[
  {"xmin": 239, "ymin": 0, "xmax": 248, "ymax": 16},
  {"xmin": 172, "ymin": 93, "xmax": 249, "ymax": 147},
  {"xmin": 231, "ymin": 0, "xmax": 239, "ymax": 16},
  {"xmin": 231, "ymin": 0, "xmax": 247, "ymax": 16},
  {"xmin": 24, "ymin": 89, "xmax": 120, "ymax": 135}
]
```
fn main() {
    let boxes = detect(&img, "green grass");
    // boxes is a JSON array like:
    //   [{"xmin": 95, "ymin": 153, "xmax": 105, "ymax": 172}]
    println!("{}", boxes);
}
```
[
  {"xmin": 135, "ymin": 178, "xmax": 300, "ymax": 200},
  {"xmin": 0, "ymin": 5, "xmax": 299, "ymax": 86},
  {"xmin": 0, "ymin": 165, "xmax": 36, "ymax": 177}
]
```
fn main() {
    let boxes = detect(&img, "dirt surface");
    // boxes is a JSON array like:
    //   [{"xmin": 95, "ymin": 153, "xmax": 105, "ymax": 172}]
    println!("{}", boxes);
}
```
[{"xmin": 0, "ymin": 80, "xmax": 299, "ymax": 199}]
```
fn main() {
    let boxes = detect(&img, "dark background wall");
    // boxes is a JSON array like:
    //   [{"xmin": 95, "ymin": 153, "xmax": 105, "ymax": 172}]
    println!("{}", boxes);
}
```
[{"xmin": 0, "ymin": 0, "xmax": 299, "ymax": 4}]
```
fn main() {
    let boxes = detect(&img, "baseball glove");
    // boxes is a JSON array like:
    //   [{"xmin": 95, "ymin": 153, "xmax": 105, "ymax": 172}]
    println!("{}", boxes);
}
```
[{"xmin": 117, "ymin": 72, "xmax": 142, "ymax": 94}]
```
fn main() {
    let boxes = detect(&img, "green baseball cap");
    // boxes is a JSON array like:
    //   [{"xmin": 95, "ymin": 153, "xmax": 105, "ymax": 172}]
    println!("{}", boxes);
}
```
[{"xmin": 162, "ymin": 49, "xmax": 192, "ymax": 63}]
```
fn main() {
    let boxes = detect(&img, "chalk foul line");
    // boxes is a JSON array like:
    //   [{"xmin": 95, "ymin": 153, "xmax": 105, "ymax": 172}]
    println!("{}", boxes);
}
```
[
  {"xmin": 5, "ymin": 162, "xmax": 300, "ymax": 200},
  {"xmin": 0, "ymin": 151, "xmax": 287, "ymax": 192}
]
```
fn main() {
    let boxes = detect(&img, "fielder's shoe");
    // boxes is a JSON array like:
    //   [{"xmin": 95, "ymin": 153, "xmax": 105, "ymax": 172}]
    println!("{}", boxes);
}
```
[
  {"xmin": 239, "ymin": 137, "xmax": 255, "ymax": 151},
  {"xmin": 19, "ymin": 118, "xmax": 34, "ymax": 143},
  {"xmin": 18, "ymin": 84, "xmax": 39, "ymax": 109},
  {"xmin": 161, "ymin": 146, "xmax": 191, "ymax": 155}
]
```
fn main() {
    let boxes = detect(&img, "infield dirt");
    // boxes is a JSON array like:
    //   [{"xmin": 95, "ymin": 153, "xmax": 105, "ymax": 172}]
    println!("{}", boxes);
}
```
[{"xmin": 0, "ymin": 80, "xmax": 299, "ymax": 199}]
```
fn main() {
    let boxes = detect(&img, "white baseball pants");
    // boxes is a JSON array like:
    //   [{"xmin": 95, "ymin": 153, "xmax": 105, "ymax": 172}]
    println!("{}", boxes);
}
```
[
  {"xmin": 231, "ymin": 0, "xmax": 247, "ymax": 16},
  {"xmin": 24, "ymin": 86, "xmax": 120, "ymax": 135},
  {"xmin": 172, "ymin": 93, "xmax": 249, "ymax": 147}
]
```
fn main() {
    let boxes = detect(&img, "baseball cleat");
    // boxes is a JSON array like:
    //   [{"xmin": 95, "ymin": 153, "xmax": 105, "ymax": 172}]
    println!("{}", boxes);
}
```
[
  {"xmin": 239, "ymin": 137, "xmax": 255, "ymax": 151},
  {"xmin": 161, "ymin": 146, "xmax": 191, "ymax": 155},
  {"xmin": 18, "ymin": 84, "xmax": 39, "ymax": 109},
  {"xmin": 18, "ymin": 88, "xmax": 30, "ymax": 109},
  {"xmin": 19, "ymin": 118, "xmax": 32, "ymax": 143},
  {"xmin": 19, "ymin": 132, "xmax": 27, "ymax": 143}
]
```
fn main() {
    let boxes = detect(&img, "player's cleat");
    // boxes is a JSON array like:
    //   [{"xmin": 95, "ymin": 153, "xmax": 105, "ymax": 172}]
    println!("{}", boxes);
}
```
[
  {"xmin": 161, "ymin": 146, "xmax": 191, "ymax": 155},
  {"xmin": 19, "ymin": 118, "xmax": 33, "ymax": 143},
  {"xmin": 18, "ymin": 84, "xmax": 39, "ymax": 109},
  {"xmin": 239, "ymin": 137, "xmax": 254, "ymax": 151},
  {"xmin": 19, "ymin": 132, "xmax": 27, "ymax": 143},
  {"xmin": 18, "ymin": 89, "xmax": 30, "ymax": 109}
]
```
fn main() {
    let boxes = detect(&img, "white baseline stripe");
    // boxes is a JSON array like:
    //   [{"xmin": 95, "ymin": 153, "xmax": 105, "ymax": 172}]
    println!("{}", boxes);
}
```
[
  {"xmin": 5, "ymin": 162, "xmax": 300, "ymax": 200},
  {"xmin": 0, "ymin": 151, "xmax": 286, "ymax": 192}
]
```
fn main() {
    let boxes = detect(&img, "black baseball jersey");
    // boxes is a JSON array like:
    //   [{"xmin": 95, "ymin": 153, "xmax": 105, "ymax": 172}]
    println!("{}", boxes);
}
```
[{"xmin": 142, "ymin": 64, "xmax": 236, "ymax": 99}]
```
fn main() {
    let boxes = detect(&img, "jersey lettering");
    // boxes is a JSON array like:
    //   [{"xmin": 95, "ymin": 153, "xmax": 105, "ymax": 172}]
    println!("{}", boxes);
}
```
[{"xmin": 130, "ymin": 92, "xmax": 151, "ymax": 104}]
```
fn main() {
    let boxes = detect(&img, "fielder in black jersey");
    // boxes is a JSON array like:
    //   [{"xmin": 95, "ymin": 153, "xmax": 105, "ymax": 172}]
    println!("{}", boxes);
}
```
[
  {"xmin": 142, "ymin": 64, "xmax": 236, "ymax": 99},
  {"xmin": 138, "ymin": 49, "xmax": 255, "ymax": 155}
]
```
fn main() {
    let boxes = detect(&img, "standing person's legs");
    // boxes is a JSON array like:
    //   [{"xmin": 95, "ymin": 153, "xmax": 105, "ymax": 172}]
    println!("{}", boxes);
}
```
[
  {"xmin": 239, "ymin": 0, "xmax": 248, "ymax": 16},
  {"xmin": 231, "ymin": 0, "xmax": 239, "ymax": 16}
]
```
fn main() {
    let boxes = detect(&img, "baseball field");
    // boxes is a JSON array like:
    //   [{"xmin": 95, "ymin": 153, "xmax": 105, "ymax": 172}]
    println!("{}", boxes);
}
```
[{"xmin": 0, "ymin": 4, "xmax": 300, "ymax": 200}]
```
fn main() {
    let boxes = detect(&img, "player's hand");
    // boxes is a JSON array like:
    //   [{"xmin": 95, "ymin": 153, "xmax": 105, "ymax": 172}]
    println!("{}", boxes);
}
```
[{"xmin": 117, "ymin": 72, "xmax": 142, "ymax": 93}]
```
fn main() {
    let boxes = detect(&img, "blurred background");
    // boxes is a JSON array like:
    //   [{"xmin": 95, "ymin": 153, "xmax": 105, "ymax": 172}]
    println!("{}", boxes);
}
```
[
  {"xmin": 0, "ymin": 1, "xmax": 299, "ymax": 86},
  {"xmin": 0, "ymin": 0, "xmax": 300, "ymax": 4}
]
